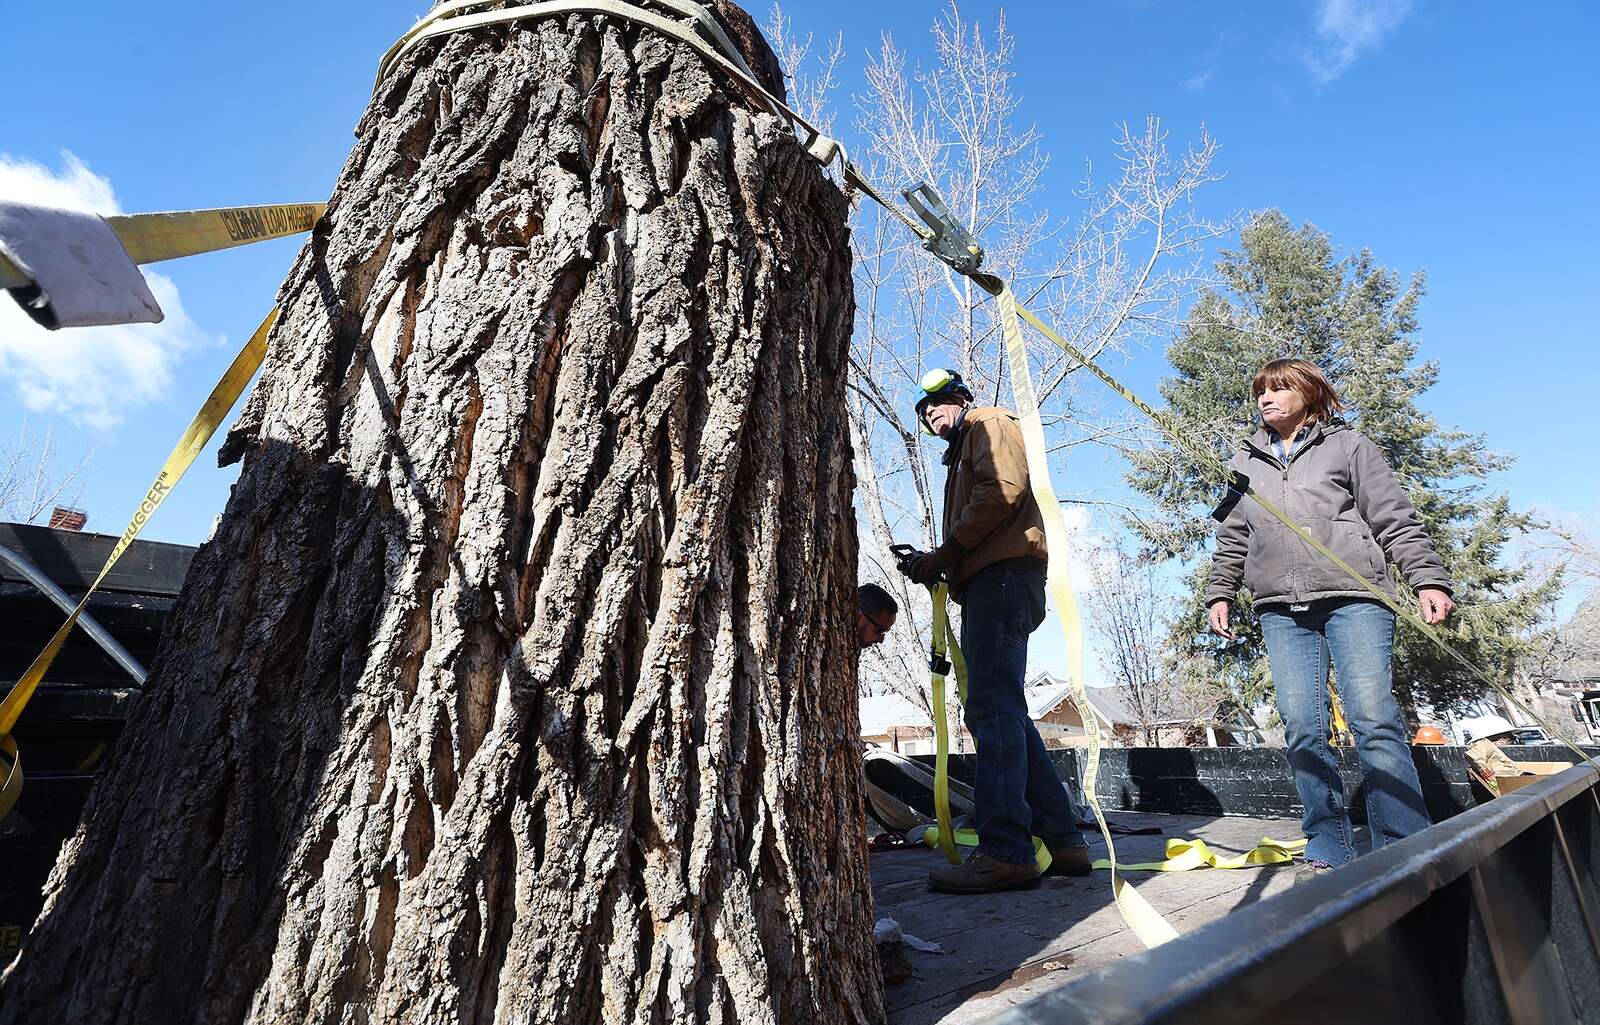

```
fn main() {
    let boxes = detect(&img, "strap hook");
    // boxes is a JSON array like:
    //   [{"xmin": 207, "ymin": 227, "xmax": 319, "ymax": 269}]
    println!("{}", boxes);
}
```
[{"xmin": 902, "ymin": 183, "xmax": 984, "ymax": 275}]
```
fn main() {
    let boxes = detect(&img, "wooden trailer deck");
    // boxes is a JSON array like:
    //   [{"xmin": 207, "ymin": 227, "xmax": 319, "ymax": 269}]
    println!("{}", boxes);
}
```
[{"xmin": 873, "ymin": 811, "xmax": 1317, "ymax": 1025}]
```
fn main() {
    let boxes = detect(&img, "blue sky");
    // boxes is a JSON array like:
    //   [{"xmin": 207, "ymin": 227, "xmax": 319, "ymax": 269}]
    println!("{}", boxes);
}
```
[{"xmin": 2, "ymin": 2, "xmax": 1596, "ymax": 641}]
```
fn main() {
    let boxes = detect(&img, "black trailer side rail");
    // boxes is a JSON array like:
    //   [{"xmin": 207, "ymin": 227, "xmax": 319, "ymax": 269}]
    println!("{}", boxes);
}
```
[
  {"xmin": 991, "ymin": 762, "xmax": 1600, "ymax": 1025},
  {"xmin": 0, "ymin": 544, "xmax": 146, "ymax": 684}
]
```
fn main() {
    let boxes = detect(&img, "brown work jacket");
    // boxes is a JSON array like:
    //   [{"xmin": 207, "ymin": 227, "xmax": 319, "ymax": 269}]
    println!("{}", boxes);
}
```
[{"xmin": 940, "ymin": 406, "xmax": 1048, "ymax": 600}]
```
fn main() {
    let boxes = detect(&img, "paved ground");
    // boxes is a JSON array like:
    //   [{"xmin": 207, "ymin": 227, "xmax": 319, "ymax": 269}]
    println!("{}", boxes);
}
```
[{"xmin": 872, "ymin": 811, "xmax": 1311, "ymax": 1025}]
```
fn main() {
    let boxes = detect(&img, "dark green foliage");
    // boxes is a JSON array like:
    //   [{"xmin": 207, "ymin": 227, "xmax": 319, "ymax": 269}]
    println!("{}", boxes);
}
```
[{"xmin": 1129, "ymin": 211, "xmax": 1557, "ymax": 715}]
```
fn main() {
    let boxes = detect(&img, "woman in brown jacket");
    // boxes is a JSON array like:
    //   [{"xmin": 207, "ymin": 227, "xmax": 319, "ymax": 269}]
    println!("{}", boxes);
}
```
[{"xmin": 1207, "ymin": 359, "xmax": 1455, "ymax": 874}]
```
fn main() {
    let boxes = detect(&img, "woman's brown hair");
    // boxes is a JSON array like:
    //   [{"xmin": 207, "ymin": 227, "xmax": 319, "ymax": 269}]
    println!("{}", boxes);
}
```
[{"xmin": 1251, "ymin": 358, "xmax": 1344, "ymax": 423}]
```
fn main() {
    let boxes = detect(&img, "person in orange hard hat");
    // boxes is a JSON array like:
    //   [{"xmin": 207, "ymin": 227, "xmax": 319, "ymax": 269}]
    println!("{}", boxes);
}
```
[{"xmin": 1412, "ymin": 725, "xmax": 1448, "ymax": 745}]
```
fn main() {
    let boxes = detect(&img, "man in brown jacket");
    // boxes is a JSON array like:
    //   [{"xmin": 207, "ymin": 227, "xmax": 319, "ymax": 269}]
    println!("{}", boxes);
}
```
[{"xmin": 907, "ymin": 369, "xmax": 1091, "ymax": 893}]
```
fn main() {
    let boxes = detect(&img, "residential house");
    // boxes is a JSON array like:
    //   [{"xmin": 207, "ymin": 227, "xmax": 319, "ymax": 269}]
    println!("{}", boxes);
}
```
[
  {"xmin": 858, "ymin": 693, "xmax": 969, "ymax": 756},
  {"xmin": 859, "ymin": 673, "xmax": 1264, "ymax": 753},
  {"xmin": 1025, "ymin": 672, "xmax": 1264, "ymax": 748}
]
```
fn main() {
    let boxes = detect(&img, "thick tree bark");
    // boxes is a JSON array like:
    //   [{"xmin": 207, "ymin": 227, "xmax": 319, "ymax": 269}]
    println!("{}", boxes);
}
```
[{"xmin": 1, "ymin": 5, "xmax": 879, "ymax": 1023}]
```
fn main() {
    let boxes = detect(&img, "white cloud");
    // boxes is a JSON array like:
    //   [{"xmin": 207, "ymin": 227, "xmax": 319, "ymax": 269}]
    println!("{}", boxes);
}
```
[
  {"xmin": 0, "ymin": 152, "xmax": 120, "ymax": 215},
  {"xmin": 1182, "ymin": 69, "xmax": 1215, "ymax": 92},
  {"xmin": 1303, "ymin": 0, "xmax": 1412, "ymax": 83},
  {"xmin": 0, "ymin": 152, "xmax": 215, "ymax": 428}
]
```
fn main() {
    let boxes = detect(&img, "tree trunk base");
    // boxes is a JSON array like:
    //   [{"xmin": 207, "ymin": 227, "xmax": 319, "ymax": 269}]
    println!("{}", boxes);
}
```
[{"xmin": 2, "ymin": 8, "xmax": 881, "ymax": 1024}]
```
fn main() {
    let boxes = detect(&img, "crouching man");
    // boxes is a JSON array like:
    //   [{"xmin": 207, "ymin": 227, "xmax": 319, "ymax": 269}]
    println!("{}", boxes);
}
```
[
  {"xmin": 857, "ymin": 583, "xmax": 898, "ymax": 650},
  {"xmin": 907, "ymin": 369, "xmax": 1091, "ymax": 893}
]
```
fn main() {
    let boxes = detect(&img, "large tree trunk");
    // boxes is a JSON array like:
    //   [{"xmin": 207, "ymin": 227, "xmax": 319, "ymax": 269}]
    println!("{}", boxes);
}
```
[{"xmin": 1, "ymin": 5, "xmax": 879, "ymax": 1022}]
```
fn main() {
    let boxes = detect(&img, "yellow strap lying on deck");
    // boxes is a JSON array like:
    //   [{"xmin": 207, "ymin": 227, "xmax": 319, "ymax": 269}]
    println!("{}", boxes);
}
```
[
  {"xmin": 0, "ymin": 308, "xmax": 278, "ymax": 821},
  {"xmin": 928, "ymin": 828, "xmax": 1307, "ymax": 873},
  {"xmin": 1094, "ymin": 836, "xmax": 1307, "ymax": 873}
]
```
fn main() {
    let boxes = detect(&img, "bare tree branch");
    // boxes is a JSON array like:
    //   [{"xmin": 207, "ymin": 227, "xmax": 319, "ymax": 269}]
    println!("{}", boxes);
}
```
[
  {"xmin": 768, "ymin": 3, "xmax": 1231, "ymax": 728},
  {"xmin": 0, "ymin": 416, "xmax": 95, "ymax": 526}
]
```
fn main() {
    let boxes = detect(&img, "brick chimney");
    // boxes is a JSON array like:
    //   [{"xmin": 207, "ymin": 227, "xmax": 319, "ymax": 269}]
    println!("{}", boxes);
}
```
[{"xmin": 48, "ymin": 506, "xmax": 87, "ymax": 531}]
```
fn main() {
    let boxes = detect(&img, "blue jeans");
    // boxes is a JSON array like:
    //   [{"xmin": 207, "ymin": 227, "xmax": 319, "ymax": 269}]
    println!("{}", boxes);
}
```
[
  {"xmin": 960, "ymin": 566, "xmax": 1086, "ymax": 864},
  {"xmin": 1260, "ymin": 599, "xmax": 1432, "ymax": 866}
]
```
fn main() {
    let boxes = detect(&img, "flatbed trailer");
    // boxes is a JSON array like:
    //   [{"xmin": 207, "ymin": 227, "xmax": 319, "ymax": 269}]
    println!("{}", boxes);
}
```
[
  {"xmin": 873, "ymin": 810, "xmax": 1306, "ymax": 1024},
  {"xmin": 8, "ymin": 522, "xmax": 1599, "ymax": 1024},
  {"xmin": 987, "ymin": 761, "xmax": 1600, "ymax": 1025}
]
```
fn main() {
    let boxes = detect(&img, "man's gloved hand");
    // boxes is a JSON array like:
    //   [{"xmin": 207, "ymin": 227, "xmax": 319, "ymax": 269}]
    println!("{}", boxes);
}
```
[{"xmin": 908, "ymin": 539, "xmax": 964, "ymax": 585}]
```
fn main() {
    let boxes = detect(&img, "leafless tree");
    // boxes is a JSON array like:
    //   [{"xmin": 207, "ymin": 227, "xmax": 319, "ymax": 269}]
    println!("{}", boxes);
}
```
[
  {"xmin": 763, "ymin": 1, "xmax": 843, "ymax": 134},
  {"xmin": 1520, "ymin": 598, "xmax": 1600, "ymax": 688},
  {"xmin": 1084, "ymin": 543, "xmax": 1207, "ymax": 745},
  {"xmin": 1510, "ymin": 512, "xmax": 1600, "ymax": 733},
  {"xmin": 0, "ymin": 417, "xmax": 93, "ymax": 525},
  {"xmin": 1516, "ymin": 555, "xmax": 1599, "ymax": 747},
  {"xmin": 834, "ymin": 3, "xmax": 1232, "ymax": 723},
  {"xmin": 1528, "ymin": 513, "xmax": 1600, "ymax": 593}
]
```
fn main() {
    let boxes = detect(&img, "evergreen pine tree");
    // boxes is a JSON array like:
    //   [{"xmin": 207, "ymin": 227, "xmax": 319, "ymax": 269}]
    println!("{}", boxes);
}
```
[{"xmin": 1128, "ymin": 210, "xmax": 1557, "ymax": 716}]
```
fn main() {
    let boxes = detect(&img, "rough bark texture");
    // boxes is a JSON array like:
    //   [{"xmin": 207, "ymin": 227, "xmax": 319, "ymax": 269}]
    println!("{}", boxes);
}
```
[{"xmin": 1, "ymin": 6, "xmax": 879, "ymax": 1023}]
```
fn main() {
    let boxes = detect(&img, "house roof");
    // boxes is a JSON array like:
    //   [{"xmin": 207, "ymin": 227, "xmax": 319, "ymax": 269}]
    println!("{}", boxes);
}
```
[
  {"xmin": 858, "ymin": 693, "xmax": 929, "ymax": 735},
  {"xmin": 1023, "ymin": 673, "xmax": 1133, "ymax": 727},
  {"xmin": 1024, "ymin": 672, "xmax": 1219, "ymax": 728},
  {"xmin": 1083, "ymin": 685, "xmax": 1142, "ymax": 725}
]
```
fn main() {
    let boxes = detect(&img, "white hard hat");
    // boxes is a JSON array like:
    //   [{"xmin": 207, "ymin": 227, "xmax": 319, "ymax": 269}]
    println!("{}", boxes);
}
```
[{"xmin": 1457, "ymin": 714, "xmax": 1517, "ymax": 744}]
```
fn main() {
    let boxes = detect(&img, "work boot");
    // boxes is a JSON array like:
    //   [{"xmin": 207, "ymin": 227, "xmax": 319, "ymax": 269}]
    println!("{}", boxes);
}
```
[
  {"xmin": 927, "ymin": 850, "xmax": 1041, "ymax": 894},
  {"xmin": 1044, "ymin": 842, "xmax": 1093, "ymax": 877},
  {"xmin": 1293, "ymin": 858, "xmax": 1334, "ymax": 886}
]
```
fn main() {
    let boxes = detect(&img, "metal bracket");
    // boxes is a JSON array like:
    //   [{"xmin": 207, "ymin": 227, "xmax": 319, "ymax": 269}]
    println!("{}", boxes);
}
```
[
  {"xmin": 0, "ymin": 201, "xmax": 162, "ymax": 329},
  {"xmin": 0, "ymin": 544, "xmax": 147, "ymax": 685},
  {"xmin": 903, "ymin": 183, "xmax": 984, "ymax": 275}
]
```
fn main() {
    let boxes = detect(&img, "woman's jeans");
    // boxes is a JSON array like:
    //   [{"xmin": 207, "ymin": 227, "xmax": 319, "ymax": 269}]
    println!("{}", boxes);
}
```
[
  {"xmin": 960, "ymin": 566, "xmax": 1087, "ymax": 865},
  {"xmin": 1259, "ymin": 599, "xmax": 1432, "ymax": 866}
]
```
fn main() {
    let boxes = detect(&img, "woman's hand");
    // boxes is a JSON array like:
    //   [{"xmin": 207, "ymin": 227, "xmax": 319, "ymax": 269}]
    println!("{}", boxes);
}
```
[
  {"xmin": 1208, "ymin": 601, "xmax": 1236, "ymax": 640},
  {"xmin": 1418, "ymin": 587, "xmax": 1454, "ymax": 625}
]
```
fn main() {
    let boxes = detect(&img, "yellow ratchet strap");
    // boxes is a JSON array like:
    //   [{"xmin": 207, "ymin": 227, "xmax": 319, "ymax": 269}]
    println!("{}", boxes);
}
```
[
  {"xmin": 943, "ymin": 604, "xmax": 967, "ymax": 705},
  {"xmin": 1096, "ymin": 836, "xmax": 1308, "ymax": 873},
  {"xmin": 922, "ymin": 583, "xmax": 1053, "ymax": 873},
  {"xmin": 0, "ymin": 308, "xmax": 279, "ymax": 821},
  {"xmin": 107, "ymin": 204, "xmax": 323, "ymax": 264},
  {"xmin": 981, "ymin": 274, "xmax": 1179, "ymax": 946},
  {"xmin": 928, "ymin": 583, "xmax": 961, "ymax": 866},
  {"xmin": 0, "ymin": 204, "xmax": 325, "ymax": 290}
]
